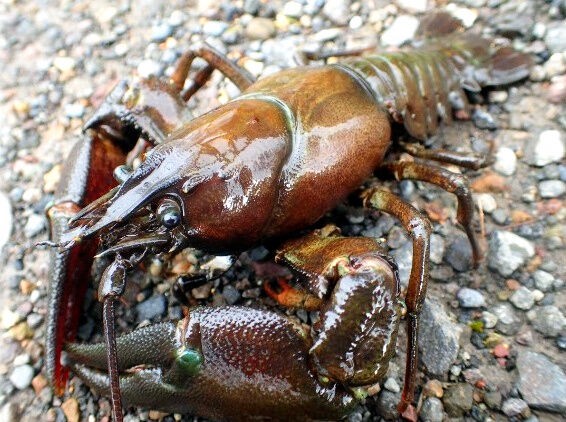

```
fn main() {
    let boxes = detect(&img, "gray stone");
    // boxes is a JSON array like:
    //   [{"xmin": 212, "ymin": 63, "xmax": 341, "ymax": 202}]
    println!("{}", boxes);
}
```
[
  {"xmin": 488, "ymin": 231, "xmax": 535, "ymax": 277},
  {"xmin": 202, "ymin": 21, "xmax": 229, "ymax": 37},
  {"xmin": 533, "ymin": 270, "xmax": 555, "ymax": 292},
  {"xmin": 443, "ymin": 383, "xmax": 474, "ymax": 417},
  {"xmin": 419, "ymin": 299, "xmax": 463, "ymax": 377},
  {"xmin": 510, "ymin": 287, "xmax": 535, "ymax": 310},
  {"xmin": 0, "ymin": 192, "xmax": 12, "ymax": 252},
  {"xmin": 492, "ymin": 303, "xmax": 523, "ymax": 335},
  {"xmin": 136, "ymin": 295, "xmax": 167, "ymax": 322},
  {"xmin": 322, "ymin": 0, "xmax": 350, "ymax": 25},
  {"xmin": 484, "ymin": 390, "xmax": 502, "ymax": 409},
  {"xmin": 545, "ymin": 22, "xmax": 566, "ymax": 54},
  {"xmin": 517, "ymin": 351, "xmax": 566, "ymax": 413},
  {"xmin": 530, "ymin": 130, "xmax": 564, "ymax": 166},
  {"xmin": 390, "ymin": 241, "xmax": 413, "ymax": 288},
  {"xmin": 502, "ymin": 398, "xmax": 531, "ymax": 418},
  {"xmin": 383, "ymin": 378, "xmax": 400, "ymax": 393},
  {"xmin": 493, "ymin": 147, "xmax": 517, "ymax": 176},
  {"xmin": 429, "ymin": 234, "xmax": 445, "ymax": 265},
  {"xmin": 9, "ymin": 364, "xmax": 34, "ymax": 389},
  {"xmin": 457, "ymin": 288, "xmax": 486, "ymax": 308},
  {"xmin": 420, "ymin": 397, "xmax": 444, "ymax": 422},
  {"xmin": 472, "ymin": 108, "xmax": 498, "ymax": 130},
  {"xmin": 222, "ymin": 284, "xmax": 241, "ymax": 305},
  {"xmin": 23, "ymin": 213, "xmax": 45, "ymax": 238},
  {"xmin": 375, "ymin": 391, "xmax": 400, "ymax": 420},
  {"xmin": 482, "ymin": 311, "xmax": 498, "ymax": 329},
  {"xmin": 381, "ymin": 15, "xmax": 419, "ymax": 47},
  {"xmin": 150, "ymin": 23, "xmax": 173, "ymax": 42},
  {"xmin": 539, "ymin": 180, "xmax": 565, "ymax": 198},
  {"xmin": 445, "ymin": 237, "xmax": 473, "ymax": 272},
  {"xmin": 530, "ymin": 305, "xmax": 566, "ymax": 337}
]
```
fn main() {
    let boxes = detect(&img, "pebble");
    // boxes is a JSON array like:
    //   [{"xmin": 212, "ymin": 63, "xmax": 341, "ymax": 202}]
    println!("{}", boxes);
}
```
[
  {"xmin": 472, "ymin": 108, "xmax": 498, "ymax": 130},
  {"xmin": 457, "ymin": 288, "xmax": 486, "ymax": 308},
  {"xmin": 502, "ymin": 398, "xmax": 531, "ymax": 418},
  {"xmin": 531, "ymin": 130, "xmax": 564, "ymax": 166},
  {"xmin": 383, "ymin": 377, "xmax": 400, "ymax": 393},
  {"xmin": 530, "ymin": 305, "xmax": 566, "ymax": 337},
  {"xmin": 375, "ymin": 391, "xmax": 399, "ymax": 420},
  {"xmin": 493, "ymin": 147, "xmax": 517, "ymax": 176},
  {"xmin": 380, "ymin": 15, "xmax": 419, "ymax": 47},
  {"xmin": 476, "ymin": 193, "xmax": 497, "ymax": 213},
  {"xmin": 53, "ymin": 56, "xmax": 76, "ymax": 73},
  {"xmin": 222, "ymin": 284, "xmax": 240, "ymax": 305},
  {"xmin": 23, "ymin": 214, "xmax": 45, "ymax": 238},
  {"xmin": 484, "ymin": 390, "xmax": 502, "ymax": 409},
  {"xmin": 445, "ymin": 4, "xmax": 478, "ymax": 28},
  {"xmin": 533, "ymin": 270, "xmax": 555, "ymax": 292},
  {"xmin": 245, "ymin": 17, "xmax": 276, "ymax": 40},
  {"xmin": 136, "ymin": 295, "xmax": 167, "ymax": 322},
  {"xmin": 509, "ymin": 287, "xmax": 535, "ymax": 310},
  {"xmin": 488, "ymin": 231, "xmax": 535, "ymax": 277},
  {"xmin": 429, "ymin": 233, "xmax": 445, "ymax": 264},
  {"xmin": 0, "ymin": 403, "xmax": 18, "ymax": 422},
  {"xmin": 64, "ymin": 103, "xmax": 85, "ymax": 118},
  {"xmin": 443, "ymin": 383, "xmax": 474, "ymax": 417},
  {"xmin": 390, "ymin": 241, "xmax": 412, "ymax": 288},
  {"xmin": 492, "ymin": 303, "xmax": 523, "ymax": 335},
  {"xmin": 322, "ymin": 0, "xmax": 350, "ymax": 26},
  {"xmin": 419, "ymin": 299, "xmax": 463, "ymax": 377},
  {"xmin": 420, "ymin": 397, "xmax": 444, "ymax": 422},
  {"xmin": 9, "ymin": 365, "xmax": 34, "ymax": 390},
  {"xmin": 137, "ymin": 59, "xmax": 163, "ymax": 78},
  {"xmin": 444, "ymin": 237, "xmax": 473, "ymax": 272},
  {"xmin": 0, "ymin": 192, "xmax": 12, "ymax": 252},
  {"xmin": 539, "ymin": 180, "xmax": 565, "ymax": 198},
  {"xmin": 203, "ymin": 21, "xmax": 229, "ymax": 37},
  {"xmin": 396, "ymin": 0, "xmax": 428, "ymax": 13},
  {"xmin": 517, "ymin": 350, "xmax": 566, "ymax": 413},
  {"xmin": 482, "ymin": 311, "xmax": 498, "ymax": 329},
  {"xmin": 61, "ymin": 397, "xmax": 80, "ymax": 422},
  {"xmin": 544, "ymin": 22, "xmax": 566, "ymax": 55},
  {"xmin": 283, "ymin": 1, "xmax": 303, "ymax": 18},
  {"xmin": 150, "ymin": 23, "xmax": 173, "ymax": 42}
]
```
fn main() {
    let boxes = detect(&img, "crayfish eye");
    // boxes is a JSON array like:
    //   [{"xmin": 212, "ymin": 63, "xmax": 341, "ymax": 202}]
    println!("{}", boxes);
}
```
[{"xmin": 157, "ymin": 198, "xmax": 182, "ymax": 229}]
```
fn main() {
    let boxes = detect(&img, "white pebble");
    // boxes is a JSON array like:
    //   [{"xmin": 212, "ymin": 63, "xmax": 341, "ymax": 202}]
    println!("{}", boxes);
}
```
[
  {"xmin": 349, "ymin": 15, "xmax": 364, "ymax": 30},
  {"xmin": 384, "ymin": 377, "xmax": 401, "ymax": 393},
  {"xmin": 539, "ymin": 180, "xmax": 566, "ymax": 198},
  {"xmin": 445, "ymin": 4, "xmax": 478, "ymax": 28},
  {"xmin": 0, "ymin": 192, "xmax": 12, "ymax": 252},
  {"xmin": 137, "ymin": 59, "xmax": 163, "ymax": 78},
  {"xmin": 395, "ymin": 0, "xmax": 428, "ymax": 13},
  {"xmin": 24, "ymin": 214, "xmax": 46, "ymax": 238},
  {"xmin": 532, "ymin": 130, "xmax": 564, "ymax": 166},
  {"xmin": 9, "ymin": 365, "xmax": 34, "ymax": 390},
  {"xmin": 476, "ymin": 193, "xmax": 497, "ymax": 213},
  {"xmin": 493, "ymin": 147, "xmax": 517, "ymax": 176},
  {"xmin": 381, "ymin": 15, "xmax": 419, "ymax": 47},
  {"xmin": 283, "ymin": 1, "xmax": 303, "ymax": 18}
]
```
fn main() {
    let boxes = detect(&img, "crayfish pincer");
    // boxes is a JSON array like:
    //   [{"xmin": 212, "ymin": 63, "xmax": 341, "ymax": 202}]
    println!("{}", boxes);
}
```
[{"xmin": 44, "ymin": 11, "xmax": 531, "ymax": 421}]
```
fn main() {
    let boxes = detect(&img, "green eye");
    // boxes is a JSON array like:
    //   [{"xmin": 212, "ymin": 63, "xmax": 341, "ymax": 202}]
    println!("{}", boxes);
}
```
[
  {"xmin": 157, "ymin": 198, "xmax": 182, "ymax": 228},
  {"xmin": 176, "ymin": 348, "xmax": 203, "ymax": 376}
]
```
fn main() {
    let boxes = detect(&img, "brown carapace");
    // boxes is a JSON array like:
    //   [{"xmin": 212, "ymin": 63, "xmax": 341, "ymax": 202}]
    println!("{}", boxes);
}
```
[{"xmin": 44, "ymin": 11, "xmax": 531, "ymax": 422}]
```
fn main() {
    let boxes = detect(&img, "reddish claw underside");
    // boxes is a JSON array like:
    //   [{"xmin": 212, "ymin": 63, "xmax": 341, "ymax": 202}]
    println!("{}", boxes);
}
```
[{"xmin": 44, "ymin": 11, "xmax": 531, "ymax": 422}]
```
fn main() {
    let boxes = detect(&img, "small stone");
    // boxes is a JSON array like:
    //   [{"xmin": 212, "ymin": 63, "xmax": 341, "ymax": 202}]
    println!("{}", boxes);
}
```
[
  {"xmin": 488, "ymin": 231, "xmax": 535, "ymax": 277},
  {"xmin": 381, "ymin": 15, "xmax": 419, "ymax": 47},
  {"xmin": 396, "ymin": 0, "xmax": 428, "ymax": 13},
  {"xmin": 476, "ymin": 193, "xmax": 497, "ymax": 213},
  {"xmin": 375, "ymin": 391, "xmax": 400, "ymax": 420},
  {"xmin": 530, "ymin": 305, "xmax": 566, "ymax": 337},
  {"xmin": 64, "ymin": 103, "xmax": 85, "ymax": 118},
  {"xmin": 482, "ymin": 311, "xmax": 498, "ymax": 329},
  {"xmin": 283, "ymin": 1, "xmax": 303, "ymax": 18},
  {"xmin": 492, "ymin": 303, "xmax": 523, "ymax": 335},
  {"xmin": 31, "ymin": 373, "xmax": 48, "ymax": 395},
  {"xmin": 53, "ymin": 56, "xmax": 76, "ymax": 72},
  {"xmin": 517, "ymin": 351, "xmax": 566, "ymax": 413},
  {"xmin": 420, "ymin": 397, "xmax": 444, "ymax": 422},
  {"xmin": 429, "ymin": 234, "xmax": 445, "ymax": 264},
  {"xmin": 419, "ymin": 299, "xmax": 463, "ymax": 377},
  {"xmin": 23, "ymin": 213, "xmax": 46, "ymax": 238},
  {"xmin": 222, "ymin": 284, "xmax": 240, "ymax": 305},
  {"xmin": 202, "ymin": 21, "xmax": 229, "ymax": 37},
  {"xmin": 0, "ymin": 403, "xmax": 18, "ymax": 422},
  {"xmin": 531, "ymin": 130, "xmax": 564, "ymax": 166},
  {"xmin": 150, "ymin": 23, "xmax": 173, "ymax": 42},
  {"xmin": 322, "ymin": 0, "xmax": 350, "ymax": 25},
  {"xmin": 502, "ymin": 398, "xmax": 531, "ymax": 418},
  {"xmin": 457, "ymin": 288, "xmax": 486, "ymax": 308},
  {"xmin": 472, "ymin": 108, "xmax": 498, "ymax": 130},
  {"xmin": 137, "ymin": 60, "xmax": 163, "ymax": 78},
  {"xmin": 61, "ymin": 397, "xmax": 80, "ymax": 422},
  {"xmin": 445, "ymin": 237, "xmax": 473, "ymax": 272},
  {"xmin": 384, "ymin": 378, "xmax": 400, "ymax": 393},
  {"xmin": 0, "ymin": 192, "xmax": 12, "ymax": 252},
  {"xmin": 533, "ymin": 270, "xmax": 555, "ymax": 292},
  {"xmin": 510, "ymin": 287, "xmax": 535, "ymax": 310},
  {"xmin": 245, "ymin": 17, "xmax": 276, "ymax": 40},
  {"xmin": 491, "ymin": 208, "xmax": 507, "ymax": 225},
  {"xmin": 484, "ymin": 391, "xmax": 502, "ymax": 409},
  {"xmin": 9, "ymin": 364, "xmax": 34, "ymax": 389},
  {"xmin": 243, "ymin": 59, "xmax": 264, "ymax": 77},
  {"xmin": 539, "ymin": 180, "xmax": 565, "ymax": 198},
  {"xmin": 422, "ymin": 379, "xmax": 444, "ymax": 398},
  {"xmin": 544, "ymin": 22, "xmax": 566, "ymax": 55},
  {"xmin": 493, "ymin": 147, "xmax": 517, "ymax": 176},
  {"xmin": 488, "ymin": 90, "xmax": 508, "ymax": 103},
  {"xmin": 443, "ymin": 383, "xmax": 474, "ymax": 417},
  {"xmin": 136, "ymin": 295, "xmax": 167, "ymax": 322},
  {"xmin": 445, "ymin": 4, "xmax": 478, "ymax": 28}
]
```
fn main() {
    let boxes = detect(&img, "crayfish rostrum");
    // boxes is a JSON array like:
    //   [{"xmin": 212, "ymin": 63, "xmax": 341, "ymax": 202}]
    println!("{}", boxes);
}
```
[{"xmin": 44, "ymin": 11, "xmax": 531, "ymax": 421}]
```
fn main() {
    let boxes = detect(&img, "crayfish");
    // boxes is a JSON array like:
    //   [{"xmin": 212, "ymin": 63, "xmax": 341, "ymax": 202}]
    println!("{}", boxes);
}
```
[{"xmin": 43, "ymin": 11, "xmax": 531, "ymax": 421}]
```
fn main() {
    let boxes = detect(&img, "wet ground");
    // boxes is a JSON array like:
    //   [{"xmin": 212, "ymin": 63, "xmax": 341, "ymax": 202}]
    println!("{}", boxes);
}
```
[{"xmin": 0, "ymin": 0, "xmax": 565, "ymax": 421}]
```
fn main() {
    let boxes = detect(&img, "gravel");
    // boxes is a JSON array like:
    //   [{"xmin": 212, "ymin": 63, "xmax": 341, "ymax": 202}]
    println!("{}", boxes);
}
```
[{"xmin": 0, "ymin": 1, "xmax": 564, "ymax": 421}]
